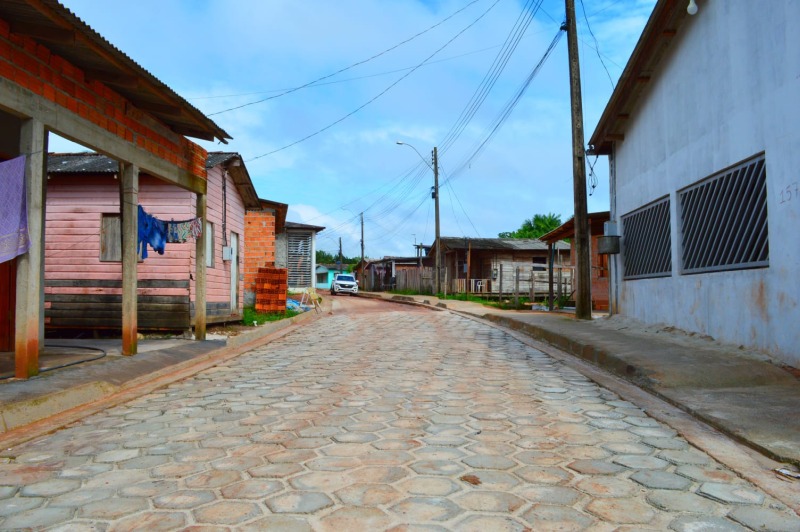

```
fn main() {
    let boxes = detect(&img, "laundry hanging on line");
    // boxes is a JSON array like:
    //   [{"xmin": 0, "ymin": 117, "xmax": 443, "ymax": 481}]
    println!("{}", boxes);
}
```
[
  {"xmin": 166, "ymin": 217, "xmax": 202, "ymax": 243},
  {"xmin": 137, "ymin": 205, "xmax": 202, "ymax": 259},
  {"xmin": 0, "ymin": 156, "xmax": 30, "ymax": 264}
]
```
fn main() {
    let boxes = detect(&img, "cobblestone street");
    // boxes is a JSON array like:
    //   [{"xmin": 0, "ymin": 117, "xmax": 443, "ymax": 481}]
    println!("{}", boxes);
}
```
[{"xmin": 0, "ymin": 299, "xmax": 797, "ymax": 530}]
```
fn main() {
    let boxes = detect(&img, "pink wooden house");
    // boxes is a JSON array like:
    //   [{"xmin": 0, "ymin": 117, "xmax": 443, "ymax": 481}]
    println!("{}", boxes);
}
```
[{"xmin": 44, "ymin": 152, "xmax": 259, "ymax": 331}]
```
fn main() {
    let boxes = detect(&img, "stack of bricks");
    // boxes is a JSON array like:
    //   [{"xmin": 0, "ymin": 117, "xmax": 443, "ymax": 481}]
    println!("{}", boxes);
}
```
[
  {"xmin": 255, "ymin": 267, "xmax": 288, "ymax": 314},
  {"xmin": 243, "ymin": 209, "xmax": 277, "ymax": 300}
]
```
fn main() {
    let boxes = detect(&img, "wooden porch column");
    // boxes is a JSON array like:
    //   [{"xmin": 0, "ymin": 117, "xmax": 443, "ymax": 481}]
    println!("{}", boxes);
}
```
[
  {"xmin": 194, "ymin": 193, "xmax": 207, "ymax": 340},
  {"xmin": 120, "ymin": 162, "xmax": 139, "ymax": 356},
  {"xmin": 548, "ymin": 243, "xmax": 555, "ymax": 311},
  {"xmin": 14, "ymin": 118, "xmax": 47, "ymax": 378}
]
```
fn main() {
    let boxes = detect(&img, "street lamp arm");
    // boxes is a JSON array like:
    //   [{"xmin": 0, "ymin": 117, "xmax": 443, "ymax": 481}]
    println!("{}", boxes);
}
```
[{"xmin": 396, "ymin": 141, "xmax": 433, "ymax": 171}]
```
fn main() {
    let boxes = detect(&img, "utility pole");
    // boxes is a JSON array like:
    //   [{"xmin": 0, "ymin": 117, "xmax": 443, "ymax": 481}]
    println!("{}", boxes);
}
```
[
  {"xmin": 338, "ymin": 237, "xmax": 342, "ymax": 273},
  {"xmin": 360, "ymin": 212, "xmax": 365, "ymax": 285},
  {"xmin": 433, "ymin": 147, "xmax": 441, "ymax": 295},
  {"xmin": 565, "ymin": 0, "xmax": 592, "ymax": 319}
]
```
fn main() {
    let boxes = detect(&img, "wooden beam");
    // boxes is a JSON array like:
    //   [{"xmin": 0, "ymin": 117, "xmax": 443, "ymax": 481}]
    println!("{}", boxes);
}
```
[
  {"xmin": 135, "ymin": 101, "xmax": 183, "ymax": 117},
  {"xmin": 10, "ymin": 21, "xmax": 75, "ymax": 43},
  {"xmin": 83, "ymin": 68, "xmax": 139, "ymax": 88},
  {"xmin": 194, "ymin": 193, "xmax": 207, "ymax": 341},
  {"xmin": 607, "ymin": 133, "xmax": 625, "ymax": 141}
]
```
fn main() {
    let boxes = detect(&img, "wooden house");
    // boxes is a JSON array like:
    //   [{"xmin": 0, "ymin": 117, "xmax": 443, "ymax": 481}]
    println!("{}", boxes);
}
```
[
  {"xmin": 0, "ymin": 0, "xmax": 233, "ymax": 377},
  {"xmin": 540, "ymin": 212, "xmax": 610, "ymax": 311},
  {"xmin": 44, "ymin": 152, "xmax": 259, "ymax": 331},
  {"xmin": 431, "ymin": 237, "xmax": 570, "ymax": 295}
]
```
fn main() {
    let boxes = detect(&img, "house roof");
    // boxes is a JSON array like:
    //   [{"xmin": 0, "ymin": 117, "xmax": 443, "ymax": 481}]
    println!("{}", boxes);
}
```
[
  {"xmin": 369, "ymin": 256, "xmax": 420, "ymax": 265},
  {"xmin": 588, "ymin": 0, "xmax": 689, "ymax": 155},
  {"xmin": 253, "ymin": 198, "xmax": 289, "ymax": 234},
  {"xmin": 47, "ymin": 152, "xmax": 261, "ymax": 209},
  {"xmin": 205, "ymin": 152, "xmax": 260, "ymax": 209},
  {"xmin": 285, "ymin": 221, "xmax": 326, "ymax": 233},
  {"xmin": 540, "ymin": 212, "xmax": 610, "ymax": 243},
  {"xmin": 48, "ymin": 152, "xmax": 117, "ymax": 173},
  {"xmin": 0, "ymin": 0, "xmax": 230, "ymax": 143},
  {"xmin": 437, "ymin": 237, "xmax": 569, "ymax": 252}
]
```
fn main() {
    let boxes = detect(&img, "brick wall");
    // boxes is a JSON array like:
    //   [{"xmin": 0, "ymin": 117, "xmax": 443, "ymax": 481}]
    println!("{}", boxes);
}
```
[
  {"xmin": 0, "ymin": 18, "xmax": 207, "ymax": 180},
  {"xmin": 243, "ymin": 209, "xmax": 277, "ymax": 305}
]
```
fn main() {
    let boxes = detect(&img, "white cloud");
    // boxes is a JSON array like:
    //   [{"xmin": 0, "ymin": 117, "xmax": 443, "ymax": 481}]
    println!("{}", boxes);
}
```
[{"xmin": 59, "ymin": 0, "xmax": 655, "ymax": 258}]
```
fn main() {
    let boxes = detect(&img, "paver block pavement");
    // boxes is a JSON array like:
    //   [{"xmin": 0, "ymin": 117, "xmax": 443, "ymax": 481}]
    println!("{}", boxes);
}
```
[{"xmin": 0, "ymin": 302, "xmax": 796, "ymax": 530}]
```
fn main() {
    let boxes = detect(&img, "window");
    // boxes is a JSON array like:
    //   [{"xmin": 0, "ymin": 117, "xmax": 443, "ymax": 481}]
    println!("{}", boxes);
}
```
[
  {"xmin": 621, "ymin": 197, "xmax": 672, "ymax": 279},
  {"xmin": 316, "ymin": 272, "xmax": 327, "ymax": 284},
  {"xmin": 205, "ymin": 221, "xmax": 214, "ymax": 268},
  {"xmin": 100, "ymin": 214, "xmax": 142, "ymax": 262},
  {"xmin": 679, "ymin": 154, "xmax": 768, "ymax": 274},
  {"xmin": 100, "ymin": 214, "xmax": 121, "ymax": 262},
  {"xmin": 288, "ymin": 232, "xmax": 312, "ymax": 287}
]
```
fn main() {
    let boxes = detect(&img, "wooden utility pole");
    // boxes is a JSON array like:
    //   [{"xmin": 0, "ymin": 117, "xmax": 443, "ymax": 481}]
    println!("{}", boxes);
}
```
[
  {"xmin": 433, "ymin": 147, "xmax": 441, "ymax": 295},
  {"xmin": 565, "ymin": 0, "xmax": 592, "ymax": 319},
  {"xmin": 360, "ymin": 212, "xmax": 365, "ymax": 284}
]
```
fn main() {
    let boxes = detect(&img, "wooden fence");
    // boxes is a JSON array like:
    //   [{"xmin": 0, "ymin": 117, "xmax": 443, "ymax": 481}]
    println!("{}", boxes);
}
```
[{"xmin": 387, "ymin": 265, "xmax": 573, "ymax": 300}]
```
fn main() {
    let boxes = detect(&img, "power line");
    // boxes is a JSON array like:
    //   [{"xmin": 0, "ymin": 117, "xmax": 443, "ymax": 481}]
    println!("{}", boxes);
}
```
[
  {"xmin": 438, "ymin": 0, "xmax": 545, "ymax": 156},
  {"xmin": 207, "ymin": 0, "xmax": 485, "ymax": 116},
  {"xmin": 444, "ymin": 28, "xmax": 564, "ymax": 183},
  {"xmin": 579, "ymin": 0, "xmax": 614, "ymax": 89},
  {"xmin": 247, "ymin": 0, "xmax": 501, "ymax": 162}
]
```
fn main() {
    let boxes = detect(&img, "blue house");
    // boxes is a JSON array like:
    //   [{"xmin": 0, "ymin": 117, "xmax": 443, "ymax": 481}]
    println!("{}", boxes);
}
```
[{"xmin": 315, "ymin": 263, "xmax": 347, "ymax": 290}]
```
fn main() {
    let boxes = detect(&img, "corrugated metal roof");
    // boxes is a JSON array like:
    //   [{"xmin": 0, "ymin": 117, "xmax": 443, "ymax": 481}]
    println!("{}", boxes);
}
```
[
  {"xmin": 205, "ymin": 152, "xmax": 238, "ymax": 169},
  {"xmin": 0, "ymin": 0, "xmax": 230, "ymax": 143},
  {"xmin": 47, "ymin": 152, "xmax": 262, "ymax": 210},
  {"xmin": 286, "ymin": 221, "xmax": 326, "ymax": 233},
  {"xmin": 439, "ymin": 237, "xmax": 569, "ymax": 251},
  {"xmin": 48, "ymin": 153, "xmax": 118, "ymax": 173}
]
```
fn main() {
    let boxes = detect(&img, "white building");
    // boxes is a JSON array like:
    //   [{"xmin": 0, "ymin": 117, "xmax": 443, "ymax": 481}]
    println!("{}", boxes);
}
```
[{"xmin": 589, "ymin": 0, "xmax": 800, "ymax": 367}]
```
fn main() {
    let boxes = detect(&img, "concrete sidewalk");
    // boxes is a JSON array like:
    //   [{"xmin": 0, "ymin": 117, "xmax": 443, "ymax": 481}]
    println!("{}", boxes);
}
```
[
  {"xmin": 0, "ymin": 303, "xmax": 328, "ymax": 444},
  {"xmin": 362, "ymin": 292, "xmax": 800, "ymax": 466}
]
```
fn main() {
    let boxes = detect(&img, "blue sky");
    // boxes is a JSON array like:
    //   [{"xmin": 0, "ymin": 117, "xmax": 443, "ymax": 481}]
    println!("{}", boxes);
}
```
[{"xmin": 53, "ymin": 0, "xmax": 656, "ymax": 259}]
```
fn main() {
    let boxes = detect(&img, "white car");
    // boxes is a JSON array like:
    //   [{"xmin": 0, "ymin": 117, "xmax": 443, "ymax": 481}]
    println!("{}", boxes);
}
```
[{"xmin": 331, "ymin": 274, "xmax": 358, "ymax": 296}]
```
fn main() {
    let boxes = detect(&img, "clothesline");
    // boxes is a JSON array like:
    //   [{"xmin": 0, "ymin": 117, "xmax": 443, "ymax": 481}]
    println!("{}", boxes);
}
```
[{"xmin": 138, "ymin": 205, "xmax": 202, "ymax": 259}]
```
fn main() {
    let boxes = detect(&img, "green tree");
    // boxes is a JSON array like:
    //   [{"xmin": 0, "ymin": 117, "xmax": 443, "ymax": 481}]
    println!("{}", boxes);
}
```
[
  {"xmin": 316, "ymin": 249, "xmax": 359, "ymax": 265},
  {"xmin": 498, "ymin": 212, "xmax": 562, "ymax": 239}
]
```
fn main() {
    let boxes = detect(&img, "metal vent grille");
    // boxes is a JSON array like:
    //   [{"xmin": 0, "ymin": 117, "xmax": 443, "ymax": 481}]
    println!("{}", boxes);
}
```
[
  {"xmin": 621, "ymin": 197, "xmax": 672, "ymax": 279},
  {"xmin": 288, "ymin": 232, "xmax": 312, "ymax": 287},
  {"xmin": 679, "ymin": 155, "xmax": 768, "ymax": 274}
]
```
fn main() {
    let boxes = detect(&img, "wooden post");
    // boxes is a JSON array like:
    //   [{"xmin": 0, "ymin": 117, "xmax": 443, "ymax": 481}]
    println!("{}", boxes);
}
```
[
  {"xmin": 14, "ymin": 118, "xmax": 46, "ymax": 378},
  {"xmin": 565, "ymin": 0, "xmax": 592, "ymax": 319},
  {"xmin": 514, "ymin": 266, "xmax": 520, "ymax": 308},
  {"xmin": 195, "ymin": 193, "xmax": 207, "ymax": 340},
  {"xmin": 433, "ymin": 148, "xmax": 441, "ymax": 294},
  {"xmin": 498, "ymin": 264, "xmax": 503, "ymax": 303},
  {"xmin": 548, "ymin": 243, "xmax": 555, "ymax": 311},
  {"xmin": 466, "ymin": 241, "xmax": 471, "ymax": 294},
  {"xmin": 120, "ymin": 162, "xmax": 139, "ymax": 355}
]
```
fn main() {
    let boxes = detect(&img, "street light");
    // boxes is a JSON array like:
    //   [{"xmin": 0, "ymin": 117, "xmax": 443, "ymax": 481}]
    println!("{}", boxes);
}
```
[{"xmin": 396, "ymin": 141, "xmax": 441, "ymax": 294}]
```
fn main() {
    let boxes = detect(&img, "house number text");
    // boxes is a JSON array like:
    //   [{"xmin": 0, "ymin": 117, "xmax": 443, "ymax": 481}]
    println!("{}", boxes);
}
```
[{"xmin": 779, "ymin": 182, "xmax": 799, "ymax": 204}]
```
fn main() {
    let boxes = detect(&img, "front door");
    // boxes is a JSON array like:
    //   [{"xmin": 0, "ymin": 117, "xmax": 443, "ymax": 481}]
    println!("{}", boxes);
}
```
[
  {"xmin": 230, "ymin": 232, "xmax": 239, "ymax": 312},
  {"xmin": 0, "ymin": 259, "xmax": 15, "ymax": 351}
]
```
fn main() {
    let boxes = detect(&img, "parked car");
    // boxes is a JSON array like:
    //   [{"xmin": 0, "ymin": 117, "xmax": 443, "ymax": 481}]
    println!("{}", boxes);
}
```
[{"xmin": 331, "ymin": 273, "xmax": 358, "ymax": 296}]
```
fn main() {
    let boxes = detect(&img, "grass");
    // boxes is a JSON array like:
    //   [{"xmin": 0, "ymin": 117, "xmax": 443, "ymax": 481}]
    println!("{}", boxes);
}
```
[{"xmin": 243, "ymin": 306, "xmax": 300, "ymax": 326}]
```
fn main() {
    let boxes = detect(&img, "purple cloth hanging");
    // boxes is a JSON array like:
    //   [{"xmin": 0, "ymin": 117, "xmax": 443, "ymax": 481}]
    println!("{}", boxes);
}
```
[{"xmin": 0, "ymin": 156, "xmax": 29, "ymax": 264}]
